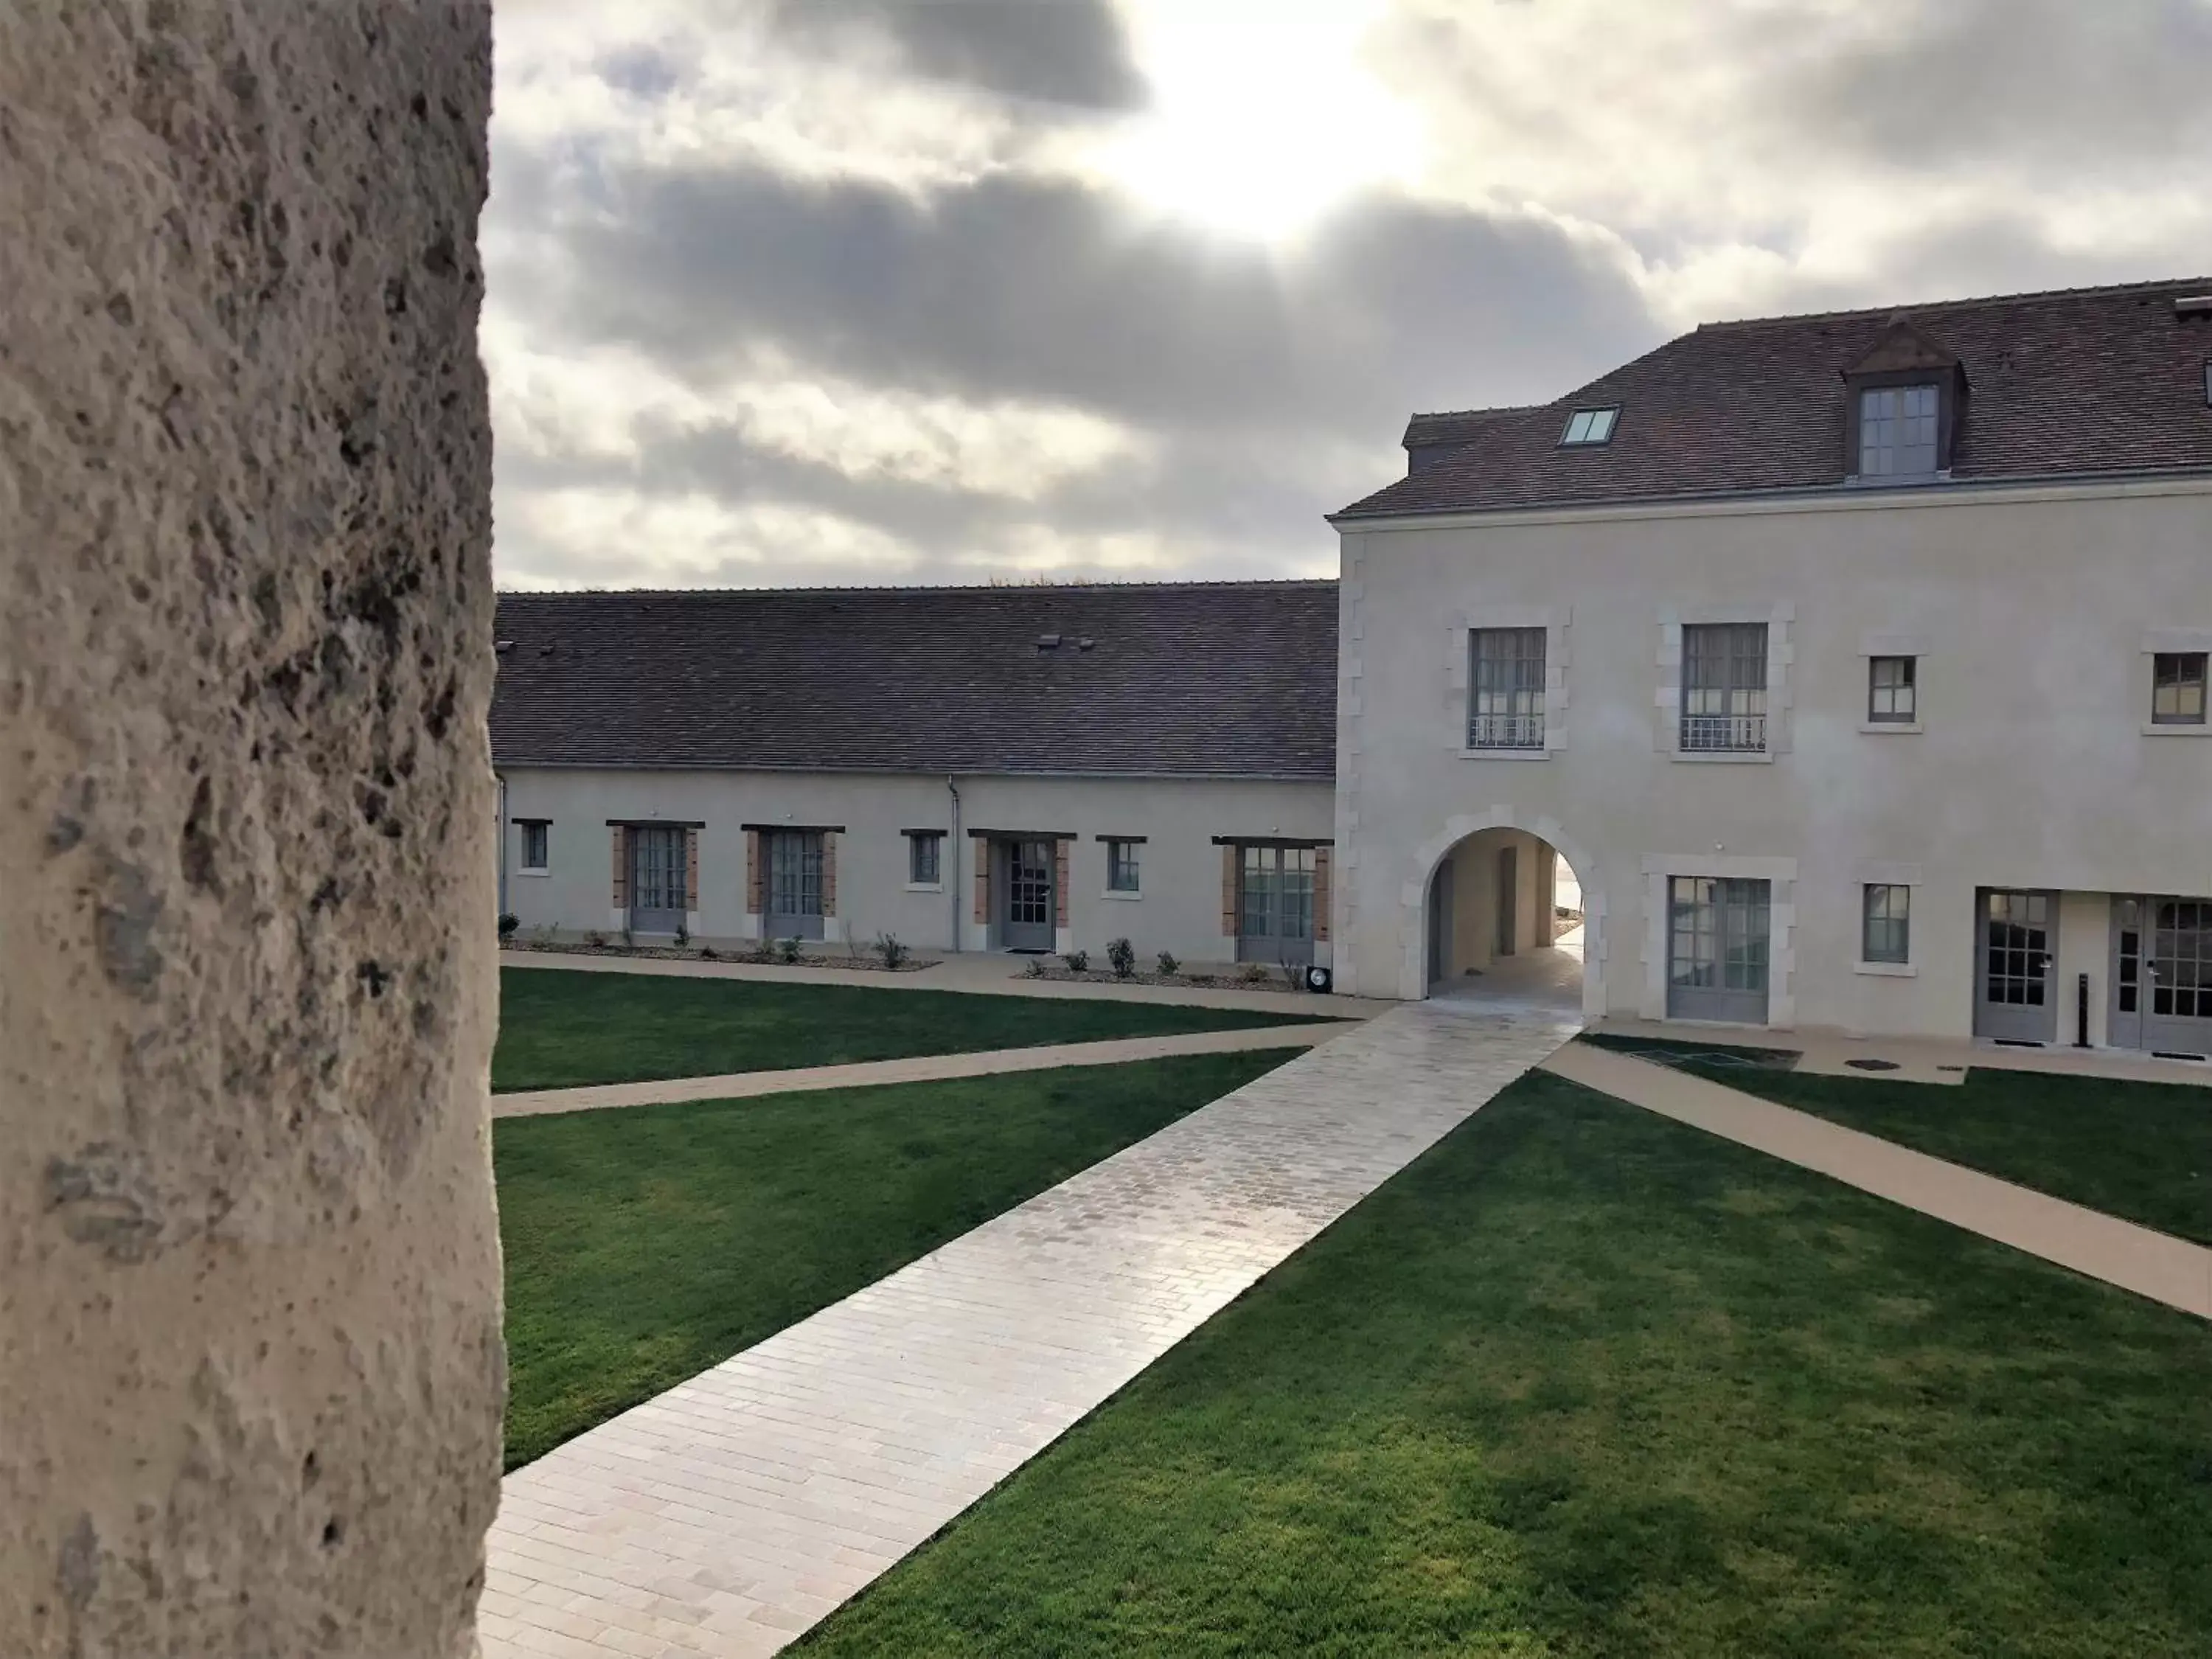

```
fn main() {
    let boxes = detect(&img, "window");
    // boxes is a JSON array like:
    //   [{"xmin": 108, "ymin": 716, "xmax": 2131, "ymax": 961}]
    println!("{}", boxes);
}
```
[
  {"xmin": 1469, "ymin": 627, "xmax": 1546, "ymax": 748},
  {"xmin": 1559, "ymin": 406, "xmax": 1619, "ymax": 446},
  {"xmin": 1858, "ymin": 384, "xmax": 1939, "ymax": 477},
  {"xmin": 1680, "ymin": 622, "xmax": 1768, "ymax": 751},
  {"xmin": 1105, "ymin": 838, "xmax": 1141, "ymax": 893},
  {"xmin": 1868, "ymin": 655, "xmax": 1917, "ymax": 723},
  {"xmin": 519, "ymin": 821, "xmax": 549, "ymax": 872},
  {"xmin": 908, "ymin": 831, "xmax": 942, "ymax": 886},
  {"xmin": 1863, "ymin": 884, "xmax": 1910, "ymax": 964},
  {"xmin": 2152, "ymin": 652, "xmax": 2208, "ymax": 725}
]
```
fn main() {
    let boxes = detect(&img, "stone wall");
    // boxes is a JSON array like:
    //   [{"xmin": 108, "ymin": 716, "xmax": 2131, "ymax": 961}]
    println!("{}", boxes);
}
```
[{"xmin": 1, "ymin": 3, "xmax": 504, "ymax": 1655}]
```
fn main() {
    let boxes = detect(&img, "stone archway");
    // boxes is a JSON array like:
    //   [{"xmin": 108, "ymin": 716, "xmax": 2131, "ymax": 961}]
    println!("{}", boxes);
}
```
[{"xmin": 1397, "ymin": 807, "xmax": 1606, "ymax": 1016}]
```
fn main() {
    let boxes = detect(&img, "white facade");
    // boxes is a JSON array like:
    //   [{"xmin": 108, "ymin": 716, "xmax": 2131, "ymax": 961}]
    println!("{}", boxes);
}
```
[
  {"xmin": 1333, "ymin": 476, "xmax": 2212, "ymax": 1050},
  {"xmin": 499, "ymin": 767, "xmax": 1334, "ymax": 970}
]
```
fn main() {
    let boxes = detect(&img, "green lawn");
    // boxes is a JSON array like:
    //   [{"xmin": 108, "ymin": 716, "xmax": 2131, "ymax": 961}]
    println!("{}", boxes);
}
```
[
  {"xmin": 496, "ymin": 1048, "xmax": 1301, "ymax": 1468},
  {"xmin": 493, "ymin": 967, "xmax": 1334, "ymax": 1092},
  {"xmin": 799, "ymin": 1074, "xmax": 2212, "ymax": 1658},
  {"xmin": 1590, "ymin": 1037, "xmax": 2212, "ymax": 1248}
]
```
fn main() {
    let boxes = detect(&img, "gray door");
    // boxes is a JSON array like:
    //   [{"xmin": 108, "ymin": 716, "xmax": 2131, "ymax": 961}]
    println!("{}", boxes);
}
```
[
  {"xmin": 1495, "ymin": 845, "xmax": 1519, "ymax": 958},
  {"xmin": 765, "ymin": 831, "xmax": 825, "ymax": 941},
  {"xmin": 2112, "ymin": 895, "xmax": 2212, "ymax": 1057},
  {"xmin": 1975, "ymin": 889, "xmax": 2057, "ymax": 1043},
  {"xmin": 1002, "ymin": 839, "xmax": 1054, "ymax": 951},
  {"xmin": 1238, "ymin": 845, "xmax": 1315, "ymax": 966},
  {"xmin": 629, "ymin": 827, "xmax": 686, "ymax": 935},
  {"xmin": 1427, "ymin": 858, "xmax": 1454, "ymax": 986},
  {"xmin": 1666, "ymin": 876, "xmax": 1770, "ymax": 1023}
]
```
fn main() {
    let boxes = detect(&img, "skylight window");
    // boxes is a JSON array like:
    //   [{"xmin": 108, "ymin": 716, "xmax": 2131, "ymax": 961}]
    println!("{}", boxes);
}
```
[{"xmin": 1559, "ymin": 406, "xmax": 1619, "ymax": 446}]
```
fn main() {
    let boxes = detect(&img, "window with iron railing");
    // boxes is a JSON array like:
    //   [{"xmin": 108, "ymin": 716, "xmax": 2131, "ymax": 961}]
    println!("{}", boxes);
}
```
[
  {"xmin": 1680, "ymin": 622, "xmax": 1769, "ymax": 752},
  {"xmin": 1469, "ymin": 627, "xmax": 1546, "ymax": 749}
]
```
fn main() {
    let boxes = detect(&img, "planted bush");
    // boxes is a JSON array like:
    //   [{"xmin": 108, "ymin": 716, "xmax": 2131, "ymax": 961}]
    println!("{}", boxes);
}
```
[
  {"xmin": 1062, "ymin": 949, "xmax": 1090, "ymax": 974},
  {"xmin": 875, "ymin": 933, "xmax": 909, "ymax": 970},
  {"xmin": 1155, "ymin": 950, "xmax": 1180, "ymax": 977},
  {"xmin": 775, "ymin": 936, "xmax": 802, "ymax": 964},
  {"xmin": 497, "ymin": 912, "xmax": 519, "ymax": 941},
  {"xmin": 1106, "ymin": 937, "xmax": 1136, "ymax": 979}
]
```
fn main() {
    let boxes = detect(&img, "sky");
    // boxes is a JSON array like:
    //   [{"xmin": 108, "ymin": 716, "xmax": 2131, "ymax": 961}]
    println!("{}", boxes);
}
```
[{"xmin": 484, "ymin": 0, "xmax": 2212, "ymax": 591}]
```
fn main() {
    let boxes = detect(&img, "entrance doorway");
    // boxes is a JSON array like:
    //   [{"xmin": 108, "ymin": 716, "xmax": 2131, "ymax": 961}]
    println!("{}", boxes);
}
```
[
  {"xmin": 1975, "ymin": 888, "xmax": 2057, "ymax": 1043},
  {"xmin": 765, "ymin": 830, "xmax": 825, "ymax": 940},
  {"xmin": 1666, "ymin": 875, "xmax": 1770, "ymax": 1023},
  {"xmin": 2110, "ymin": 895, "xmax": 2212, "ymax": 1057},
  {"xmin": 628, "ymin": 826, "xmax": 687, "ymax": 935},
  {"xmin": 1237, "ymin": 844, "xmax": 1316, "ymax": 966},
  {"xmin": 1495, "ymin": 845, "xmax": 1518, "ymax": 958},
  {"xmin": 1001, "ymin": 838, "xmax": 1055, "ymax": 950}
]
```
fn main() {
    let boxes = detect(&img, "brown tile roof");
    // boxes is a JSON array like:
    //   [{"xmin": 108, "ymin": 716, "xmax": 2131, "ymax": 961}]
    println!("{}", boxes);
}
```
[
  {"xmin": 1343, "ymin": 279, "xmax": 2212, "ymax": 518},
  {"xmin": 490, "ymin": 580, "xmax": 1338, "ymax": 779}
]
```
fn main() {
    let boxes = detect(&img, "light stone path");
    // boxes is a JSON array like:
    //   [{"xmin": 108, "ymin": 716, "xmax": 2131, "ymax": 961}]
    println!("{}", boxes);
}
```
[
  {"xmin": 479, "ymin": 998, "xmax": 1582, "ymax": 1658},
  {"xmin": 1545, "ymin": 1040, "xmax": 2212, "ymax": 1318},
  {"xmin": 492, "ymin": 1021, "xmax": 1355, "ymax": 1119}
]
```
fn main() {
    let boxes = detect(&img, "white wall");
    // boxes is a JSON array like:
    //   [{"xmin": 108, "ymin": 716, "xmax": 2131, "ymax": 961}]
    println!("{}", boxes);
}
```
[
  {"xmin": 1337, "ymin": 476, "xmax": 2212, "ymax": 1038},
  {"xmin": 499, "ymin": 768, "xmax": 1332, "ymax": 967}
]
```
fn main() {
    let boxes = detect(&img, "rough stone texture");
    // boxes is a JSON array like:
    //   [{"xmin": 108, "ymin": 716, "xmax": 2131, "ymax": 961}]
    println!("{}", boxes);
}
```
[{"xmin": 0, "ymin": 4, "xmax": 503, "ymax": 1655}]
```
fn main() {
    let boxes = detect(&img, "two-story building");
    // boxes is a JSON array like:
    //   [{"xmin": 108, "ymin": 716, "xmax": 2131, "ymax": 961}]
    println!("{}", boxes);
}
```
[{"xmin": 1328, "ymin": 278, "xmax": 2212, "ymax": 1054}]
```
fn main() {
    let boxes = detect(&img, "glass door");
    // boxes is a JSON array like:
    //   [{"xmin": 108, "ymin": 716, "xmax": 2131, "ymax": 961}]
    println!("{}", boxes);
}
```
[
  {"xmin": 629, "ymin": 827, "xmax": 686, "ymax": 935},
  {"xmin": 1002, "ymin": 839, "xmax": 1055, "ymax": 950},
  {"xmin": 1666, "ymin": 876, "xmax": 1770, "ymax": 1023},
  {"xmin": 765, "ymin": 831, "xmax": 825, "ymax": 940},
  {"xmin": 1238, "ymin": 845, "xmax": 1315, "ymax": 966},
  {"xmin": 1975, "ymin": 889, "xmax": 2056, "ymax": 1043}
]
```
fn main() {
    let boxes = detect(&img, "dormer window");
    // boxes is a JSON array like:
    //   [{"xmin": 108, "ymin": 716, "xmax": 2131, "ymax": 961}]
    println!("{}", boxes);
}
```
[
  {"xmin": 1842, "ymin": 314, "xmax": 1964, "ymax": 484},
  {"xmin": 1858, "ymin": 383, "xmax": 1939, "ymax": 477},
  {"xmin": 1559, "ymin": 406, "xmax": 1618, "ymax": 446}
]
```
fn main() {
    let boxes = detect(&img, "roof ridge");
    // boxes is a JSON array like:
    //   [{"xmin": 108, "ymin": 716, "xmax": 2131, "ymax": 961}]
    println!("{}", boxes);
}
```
[
  {"xmin": 1405, "ymin": 403, "xmax": 1545, "ymax": 422},
  {"xmin": 1693, "ymin": 275, "xmax": 2212, "ymax": 333},
  {"xmin": 495, "ymin": 577, "xmax": 1340, "ymax": 599}
]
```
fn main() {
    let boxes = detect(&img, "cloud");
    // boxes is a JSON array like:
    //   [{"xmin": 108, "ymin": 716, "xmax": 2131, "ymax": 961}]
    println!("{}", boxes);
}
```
[
  {"xmin": 765, "ymin": 0, "xmax": 1147, "ymax": 110},
  {"xmin": 484, "ymin": 0, "xmax": 2212, "ymax": 591}
]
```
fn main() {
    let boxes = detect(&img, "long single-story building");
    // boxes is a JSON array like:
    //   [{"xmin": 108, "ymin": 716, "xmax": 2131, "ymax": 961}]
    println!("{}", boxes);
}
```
[{"xmin": 491, "ymin": 580, "xmax": 1349, "ymax": 973}]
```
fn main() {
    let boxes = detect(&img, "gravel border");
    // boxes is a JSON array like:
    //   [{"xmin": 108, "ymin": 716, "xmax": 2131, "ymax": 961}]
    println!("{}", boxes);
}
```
[{"xmin": 499, "ymin": 939, "xmax": 940, "ymax": 973}]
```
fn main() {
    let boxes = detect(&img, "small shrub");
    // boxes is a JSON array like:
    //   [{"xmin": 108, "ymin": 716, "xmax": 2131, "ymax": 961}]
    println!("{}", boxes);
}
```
[
  {"xmin": 1061, "ymin": 949, "xmax": 1090, "ymax": 974},
  {"xmin": 775, "ymin": 936, "xmax": 802, "ymax": 965},
  {"xmin": 619, "ymin": 926, "xmax": 635, "ymax": 950},
  {"xmin": 1155, "ymin": 950, "xmax": 1180, "ymax": 977},
  {"xmin": 584, "ymin": 931, "xmax": 606, "ymax": 949},
  {"xmin": 875, "ymin": 933, "xmax": 909, "ymax": 970},
  {"xmin": 497, "ymin": 912, "xmax": 520, "ymax": 942},
  {"xmin": 1279, "ymin": 959, "xmax": 1303, "ymax": 990},
  {"xmin": 674, "ymin": 922, "xmax": 689, "ymax": 947},
  {"xmin": 1106, "ymin": 937, "xmax": 1135, "ymax": 979},
  {"xmin": 1021, "ymin": 957, "xmax": 1047, "ymax": 978},
  {"xmin": 1239, "ymin": 962, "xmax": 1270, "ymax": 985},
  {"xmin": 699, "ymin": 945, "xmax": 717, "ymax": 959}
]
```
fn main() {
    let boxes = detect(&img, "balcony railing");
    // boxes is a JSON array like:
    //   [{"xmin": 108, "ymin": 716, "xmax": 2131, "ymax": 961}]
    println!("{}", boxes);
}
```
[
  {"xmin": 1468, "ymin": 712, "xmax": 1545, "ymax": 751},
  {"xmin": 1680, "ymin": 712, "xmax": 1767, "ymax": 753}
]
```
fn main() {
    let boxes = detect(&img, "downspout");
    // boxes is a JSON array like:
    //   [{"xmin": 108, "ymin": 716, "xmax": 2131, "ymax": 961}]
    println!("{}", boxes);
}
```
[
  {"xmin": 946, "ymin": 775, "xmax": 961, "ymax": 954},
  {"xmin": 495, "ymin": 770, "xmax": 508, "ymax": 919}
]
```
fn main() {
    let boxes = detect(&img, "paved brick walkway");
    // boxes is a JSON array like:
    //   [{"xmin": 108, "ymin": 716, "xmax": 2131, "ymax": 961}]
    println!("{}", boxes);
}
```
[
  {"xmin": 492, "ymin": 1021, "xmax": 1355, "ymax": 1119},
  {"xmin": 1545, "ymin": 1041, "xmax": 2212, "ymax": 1318},
  {"xmin": 479, "ymin": 998, "xmax": 1581, "ymax": 1658}
]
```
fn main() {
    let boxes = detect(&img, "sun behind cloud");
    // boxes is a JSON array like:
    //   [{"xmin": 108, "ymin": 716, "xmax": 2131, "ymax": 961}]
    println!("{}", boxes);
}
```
[{"xmin": 1093, "ymin": 0, "xmax": 1422, "ymax": 245}]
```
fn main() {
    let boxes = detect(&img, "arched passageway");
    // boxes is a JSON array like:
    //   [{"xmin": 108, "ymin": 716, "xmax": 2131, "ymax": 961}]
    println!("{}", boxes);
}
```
[{"xmin": 1408, "ymin": 815, "xmax": 1604, "ymax": 1018}]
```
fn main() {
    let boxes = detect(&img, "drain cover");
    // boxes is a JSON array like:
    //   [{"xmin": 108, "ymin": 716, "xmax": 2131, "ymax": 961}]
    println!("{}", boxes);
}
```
[{"xmin": 1844, "ymin": 1057, "xmax": 1900, "ymax": 1072}]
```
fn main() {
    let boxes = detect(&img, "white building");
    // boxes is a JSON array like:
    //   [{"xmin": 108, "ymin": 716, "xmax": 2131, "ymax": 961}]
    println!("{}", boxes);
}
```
[
  {"xmin": 1329, "ymin": 279, "xmax": 2212, "ymax": 1054},
  {"xmin": 493, "ymin": 582, "xmax": 1338, "ymax": 973},
  {"xmin": 493, "ymin": 278, "xmax": 2212, "ymax": 1056}
]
